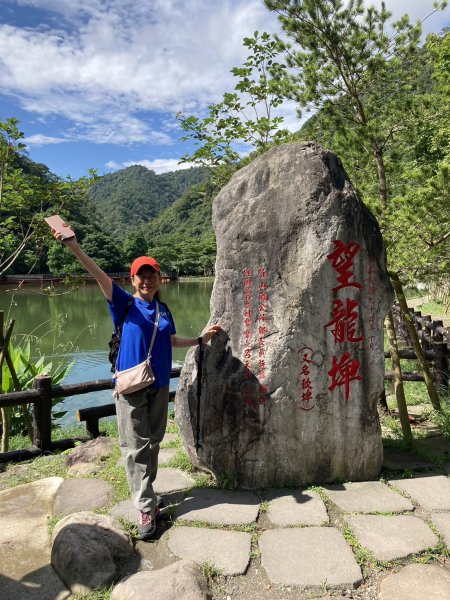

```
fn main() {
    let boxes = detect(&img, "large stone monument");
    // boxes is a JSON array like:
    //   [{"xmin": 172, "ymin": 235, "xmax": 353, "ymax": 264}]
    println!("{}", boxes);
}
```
[{"xmin": 176, "ymin": 142, "xmax": 393, "ymax": 488}]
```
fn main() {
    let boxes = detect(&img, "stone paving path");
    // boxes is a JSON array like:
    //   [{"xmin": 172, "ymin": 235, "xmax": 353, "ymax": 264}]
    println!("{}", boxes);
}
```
[{"xmin": 1, "ymin": 434, "xmax": 450, "ymax": 599}]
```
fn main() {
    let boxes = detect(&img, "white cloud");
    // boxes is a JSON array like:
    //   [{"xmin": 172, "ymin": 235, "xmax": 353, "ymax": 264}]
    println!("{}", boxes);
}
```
[
  {"xmin": 105, "ymin": 157, "xmax": 197, "ymax": 174},
  {"xmin": 0, "ymin": 0, "xmax": 447, "ymax": 151},
  {"xmin": 0, "ymin": 0, "xmax": 276, "ymax": 146},
  {"xmin": 23, "ymin": 133, "xmax": 67, "ymax": 146}
]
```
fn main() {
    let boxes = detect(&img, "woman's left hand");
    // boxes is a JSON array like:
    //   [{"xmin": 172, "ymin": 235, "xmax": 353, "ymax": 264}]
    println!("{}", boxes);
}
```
[{"xmin": 201, "ymin": 324, "xmax": 222, "ymax": 344}]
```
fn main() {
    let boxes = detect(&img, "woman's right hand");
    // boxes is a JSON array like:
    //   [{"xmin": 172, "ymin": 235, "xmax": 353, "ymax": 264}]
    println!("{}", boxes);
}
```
[{"xmin": 52, "ymin": 223, "xmax": 77, "ymax": 247}]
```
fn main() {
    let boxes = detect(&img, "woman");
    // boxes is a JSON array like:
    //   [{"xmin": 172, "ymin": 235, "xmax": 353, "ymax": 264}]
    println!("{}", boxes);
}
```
[{"xmin": 52, "ymin": 228, "xmax": 221, "ymax": 539}]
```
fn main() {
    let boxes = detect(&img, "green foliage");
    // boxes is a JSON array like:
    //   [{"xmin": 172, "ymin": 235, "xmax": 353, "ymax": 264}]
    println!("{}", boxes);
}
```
[
  {"xmin": 177, "ymin": 31, "xmax": 292, "ymax": 166},
  {"xmin": 0, "ymin": 116, "xmax": 99, "ymax": 276},
  {"xmin": 199, "ymin": 560, "xmax": 222, "ymax": 583},
  {"xmin": 143, "ymin": 176, "xmax": 229, "ymax": 276},
  {"xmin": 431, "ymin": 393, "xmax": 450, "ymax": 439},
  {"xmin": 1, "ymin": 337, "xmax": 73, "ymax": 440},
  {"xmin": 88, "ymin": 164, "xmax": 209, "ymax": 237},
  {"xmin": 270, "ymin": 1, "xmax": 449, "ymax": 286}
]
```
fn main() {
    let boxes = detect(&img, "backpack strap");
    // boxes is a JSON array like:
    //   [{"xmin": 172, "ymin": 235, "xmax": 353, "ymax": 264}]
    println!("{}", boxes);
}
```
[{"xmin": 116, "ymin": 298, "xmax": 133, "ymax": 341}]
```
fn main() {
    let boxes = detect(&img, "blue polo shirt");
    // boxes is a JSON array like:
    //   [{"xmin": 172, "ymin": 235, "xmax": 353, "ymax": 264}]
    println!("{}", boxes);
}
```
[{"xmin": 108, "ymin": 282, "xmax": 176, "ymax": 388}]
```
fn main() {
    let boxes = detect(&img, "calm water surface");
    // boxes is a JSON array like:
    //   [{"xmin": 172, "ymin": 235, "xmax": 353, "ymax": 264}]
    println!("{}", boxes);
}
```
[{"xmin": 0, "ymin": 280, "xmax": 213, "ymax": 425}]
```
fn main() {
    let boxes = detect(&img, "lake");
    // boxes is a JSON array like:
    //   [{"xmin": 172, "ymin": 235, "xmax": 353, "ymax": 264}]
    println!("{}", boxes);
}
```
[{"xmin": 0, "ymin": 279, "xmax": 213, "ymax": 425}]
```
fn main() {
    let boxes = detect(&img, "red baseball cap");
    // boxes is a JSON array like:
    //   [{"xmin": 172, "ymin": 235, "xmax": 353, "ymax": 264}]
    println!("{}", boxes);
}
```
[{"xmin": 130, "ymin": 256, "xmax": 161, "ymax": 276}]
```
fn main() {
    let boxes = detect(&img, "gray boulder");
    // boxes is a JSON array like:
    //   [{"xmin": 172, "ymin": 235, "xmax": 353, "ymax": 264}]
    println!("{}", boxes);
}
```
[
  {"xmin": 51, "ymin": 511, "xmax": 134, "ymax": 594},
  {"xmin": 111, "ymin": 560, "xmax": 209, "ymax": 600},
  {"xmin": 176, "ymin": 142, "xmax": 393, "ymax": 488},
  {"xmin": 66, "ymin": 436, "xmax": 113, "ymax": 466}
]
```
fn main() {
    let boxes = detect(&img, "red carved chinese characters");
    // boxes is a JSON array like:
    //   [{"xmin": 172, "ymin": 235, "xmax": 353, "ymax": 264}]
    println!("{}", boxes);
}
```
[
  {"xmin": 242, "ymin": 267, "xmax": 270, "ymax": 407},
  {"xmin": 367, "ymin": 258, "xmax": 377, "ymax": 350},
  {"xmin": 327, "ymin": 241, "xmax": 362, "ymax": 292},
  {"xmin": 258, "ymin": 267, "xmax": 269, "ymax": 405},
  {"xmin": 326, "ymin": 240, "xmax": 364, "ymax": 401},
  {"xmin": 325, "ymin": 298, "xmax": 364, "ymax": 343},
  {"xmin": 243, "ymin": 269, "xmax": 253, "ymax": 406},
  {"xmin": 328, "ymin": 352, "xmax": 362, "ymax": 401},
  {"xmin": 299, "ymin": 347, "xmax": 315, "ymax": 411}
]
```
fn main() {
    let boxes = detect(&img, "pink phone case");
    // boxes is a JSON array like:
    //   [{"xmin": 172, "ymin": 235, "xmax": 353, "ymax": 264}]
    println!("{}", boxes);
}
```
[{"xmin": 45, "ymin": 215, "xmax": 75, "ymax": 240}]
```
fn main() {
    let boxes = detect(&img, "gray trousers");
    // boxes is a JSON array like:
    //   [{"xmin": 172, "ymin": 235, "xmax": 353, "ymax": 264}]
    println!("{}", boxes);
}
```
[{"xmin": 116, "ymin": 384, "xmax": 169, "ymax": 516}]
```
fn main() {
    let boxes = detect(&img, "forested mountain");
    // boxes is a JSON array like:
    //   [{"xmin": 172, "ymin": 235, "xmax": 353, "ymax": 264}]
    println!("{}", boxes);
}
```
[
  {"xmin": 143, "ymin": 177, "xmax": 223, "ymax": 276},
  {"xmin": 88, "ymin": 164, "xmax": 209, "ymax": 235}
]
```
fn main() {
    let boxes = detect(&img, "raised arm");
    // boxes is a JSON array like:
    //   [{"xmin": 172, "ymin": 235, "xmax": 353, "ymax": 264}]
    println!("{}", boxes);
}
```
[{"xmin": 52, "ymin": 228, "xmax": 113, "ymax": 301}]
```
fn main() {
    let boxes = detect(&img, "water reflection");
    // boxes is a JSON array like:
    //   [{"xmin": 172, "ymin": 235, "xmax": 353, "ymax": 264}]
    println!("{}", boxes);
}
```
[{"xmin": 0, "ymin": 280, "xmax": 212, "ymax": 425}]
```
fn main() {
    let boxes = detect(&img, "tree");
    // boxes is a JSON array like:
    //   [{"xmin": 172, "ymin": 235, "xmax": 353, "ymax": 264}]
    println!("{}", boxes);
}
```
[
  {"xmin": 122, "ymin": 229, "xmax": 148, "ymax": 265},
  {"xmin": 265, "ymin": 0, "xmax": 433, "ymax": 208},
  {"xmin": 177, "ymin": 31, "xmax": 292, "ymax": 167},
  {"xmin": 382, "ymin": 29, "xmax": 450, "ymax": 285},
  {"xmin": 0, "ymin": 117, "xmax": 97, "ymax": 276},
  {"xmin": 265, "ymin": 0, "xmax": 449, "ymax": 282}
]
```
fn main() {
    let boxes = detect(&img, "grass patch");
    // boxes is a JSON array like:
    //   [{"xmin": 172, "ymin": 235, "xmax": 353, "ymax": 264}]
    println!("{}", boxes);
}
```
[
  {"xmin": 199, "ymin": 560, "xmax": 222, "ymax": 583},
  {"xmin": 191, "ymin": 471, "xmax": 216, "ymax": 489},
  {"xmin": 167, "ymin": 448, "xmax": 196, "ymax": 473},
  {"xmin": 47, "ymin": 515, "xmax": 60, "ymax": 538},
  {"xmin": 165, "ymin": 418, "xmax": 179, "ymax": 435},
  {"xmin": 412, "ymin": 299, "xmax": 449, "ymax": 317},
  {"xmin": 93, "ymin": 441, "xmax": 130, "ymax": 504},
  {"xmin": 430, "ymin": 393, "xmax": 450, "ymax": 439},
  {"xmin": 6, "ymin": 433, "xmax": 33, "ymax": 452},
  {"xmin": 413, "ymin": 522, "xmax": 450, "ymax": 562},
  {"xmin": 309, "ymin": 485, "xmax": 331, "ymax": 505},
  {"xmin": 0, "ymin": 453, "xmax": 68, "ymax": 489},
  {"xmin": 340, "ymin": 519, "xmax": 383, "ymax": 573},
  {"xmin": 71, "ymin": 587, "xmax": 113, "ymax": 600},
  {"xmin": 116, "ymin": 516, "xmax": 139, "ymax": 543}
]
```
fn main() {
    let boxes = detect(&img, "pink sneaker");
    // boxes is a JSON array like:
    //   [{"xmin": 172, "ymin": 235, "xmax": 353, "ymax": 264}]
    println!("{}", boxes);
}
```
[{"xmin": 138, "ymin": 507, "xmax": 159, "ymax": 540}]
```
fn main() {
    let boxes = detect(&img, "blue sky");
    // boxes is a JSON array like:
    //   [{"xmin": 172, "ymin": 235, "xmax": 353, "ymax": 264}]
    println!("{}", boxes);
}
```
[{"xmin": 0, "ymin": 0, "xmax": 448, "ymax": 179}]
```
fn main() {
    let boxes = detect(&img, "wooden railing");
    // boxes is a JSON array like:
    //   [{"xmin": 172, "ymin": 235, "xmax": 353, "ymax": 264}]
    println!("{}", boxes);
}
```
[
  {"xmin": 0, "ymin": 367, "xmax": 181, "ymax": 463},
  {"xmin": 386, "ymin": 304, "xmax": 449, "ymax": 390}
]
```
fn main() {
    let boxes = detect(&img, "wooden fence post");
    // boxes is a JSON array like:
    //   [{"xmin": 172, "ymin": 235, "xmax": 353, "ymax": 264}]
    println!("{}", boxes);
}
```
[
  {"xmin": 389, "ymin": 273, "xmax": 441, "ymax": 411},
  {"xmin": 32, "ymin": 375, "xmax": 53, "ymax": 452},
  {"xmin": 432, "ymin": 320, "xmax": 449, "ymax": 391},
  {"xmin": 385, "ymin": 311, "xmax": 413, "ymax": 445}
]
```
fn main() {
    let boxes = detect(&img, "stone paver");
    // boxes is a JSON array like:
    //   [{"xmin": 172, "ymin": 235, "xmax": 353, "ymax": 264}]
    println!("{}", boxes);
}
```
[
  {"xmin": 168, "ymin": 526, "xmax": 251, "ymax": 575},
  {"xmin": 0, "ymin": 477, "xmax": 70, "ymax": 599},
  {"xmin": 110, "ymin": 498, "xmax": 140, "ymax": 522},
  {"xmin": 378, "ymin": 563, "xmax": 450, "ymax": 600},
  {"xmin": 110, "ymin": 560, "xmax": 209, "ymax": 600},
  {"xmin": 161, "ymin": 432, "xmax": 177, "ymax": 445},
  {"xmin": 382, "ymin": 446, "xmax": 435, "ymax": 471},
  {"xmin": 267, "ymin": 489, "xmax": 329, "ymax": 526},
  {"xmin": 158, "ymin": 447, "xmax": 178, "ymax": 464},
  {"xmin": 431, "ymin": 513, "xmax": 450, "ymax": 548},
  {"xmin": 414, "ymin": 435, "xmax": 450, "ymax": 457},
  {"xmin": 53, "ymin": 478, "xmax": 114, "ymax": 516},
  {"xmin": 259, "ymin": 528, "xmax": 362, "ymax": 589},
  {"xmin": 389, "ymin": 475, "xmax": 450, "ymax": 510},
  {"xmin": 110, "ymin": 496, "xmax": 183, "ymax": 523},
  {"xmin": 322, "ymin": 481, "xmax": 413, "ymax": 513},
  {"xmin": 344, "ymin": 515, "xmax": 439, "ymax": 562},
  {"xmin": 174, "ymin": 488, "xmax": 260, "ymax": 525},
  {"xmin": 153, "ymin": 467, "xmax": 195, "ymax": 494}
]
